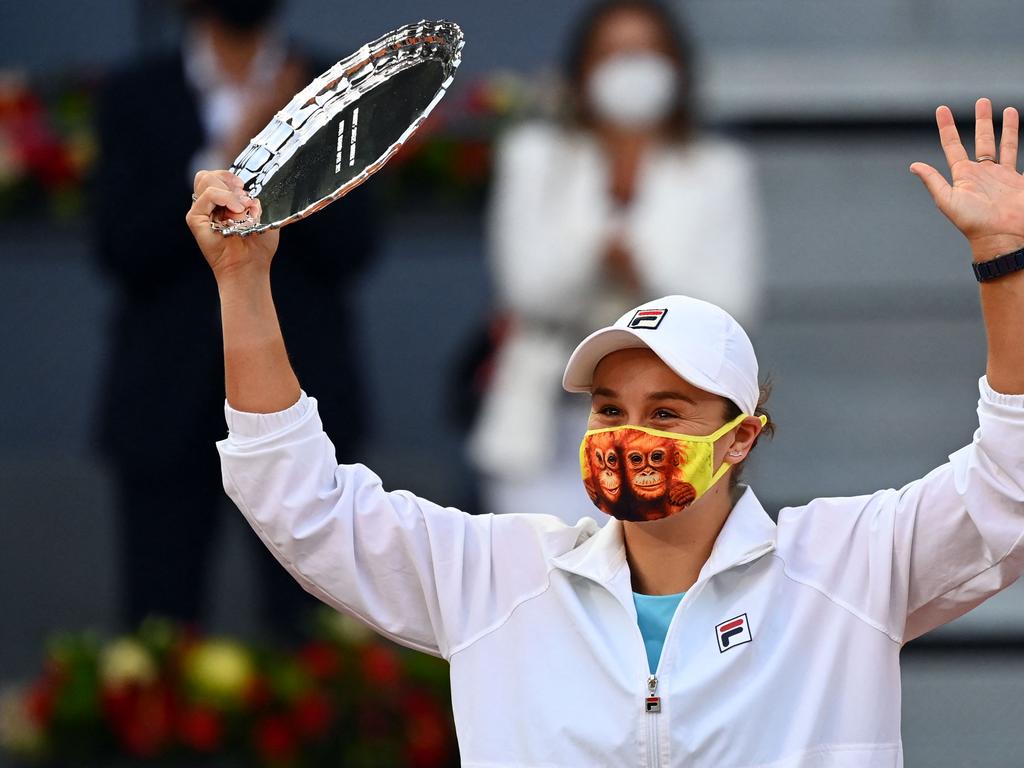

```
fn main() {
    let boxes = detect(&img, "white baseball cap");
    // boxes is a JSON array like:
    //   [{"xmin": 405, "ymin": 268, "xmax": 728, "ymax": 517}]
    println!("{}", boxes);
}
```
[{"xmin": 562, "ymin": 295, "xmax": 761, "ymax": 415}]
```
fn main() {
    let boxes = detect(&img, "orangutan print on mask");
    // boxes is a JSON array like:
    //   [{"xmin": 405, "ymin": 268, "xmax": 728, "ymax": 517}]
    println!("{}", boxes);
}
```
[
  {"xmin": 582, "ymin": 431, "xmax": 626, "ymax": 512},
  {"xmin": 621, "ymin": 431, "xmax": 698, "ymax": 518},
  {"xmin": 579, "ymin": 414, "xmax": 762, "ymax": 522}
]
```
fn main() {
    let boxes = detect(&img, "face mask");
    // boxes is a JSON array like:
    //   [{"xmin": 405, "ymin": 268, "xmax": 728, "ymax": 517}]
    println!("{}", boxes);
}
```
[
  {"xmin": 585, "ymin": 52, "xmax": 678, "ymax": 130},
  {"xmin": 579, "ymin": 413, "xmax": 765, "ymax": 522}
]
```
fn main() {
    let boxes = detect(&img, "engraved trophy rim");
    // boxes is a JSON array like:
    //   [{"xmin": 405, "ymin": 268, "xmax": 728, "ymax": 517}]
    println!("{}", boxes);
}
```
[{"xmin": 215, "ymin": 19, "xmax": 464, "ymax": 236}]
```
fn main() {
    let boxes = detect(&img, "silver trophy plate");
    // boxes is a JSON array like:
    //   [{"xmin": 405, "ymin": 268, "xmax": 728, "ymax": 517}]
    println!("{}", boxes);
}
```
[{"xmin": 215, "ymin": 20, "xmax": 464, "ymax": 236}]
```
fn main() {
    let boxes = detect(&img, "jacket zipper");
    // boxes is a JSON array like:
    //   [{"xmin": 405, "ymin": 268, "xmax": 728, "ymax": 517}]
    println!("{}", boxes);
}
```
[
  {"xmin": 637, "ymin": 543, "xmax": 777, "ymax": 766},
  {"xmin": 646, "ymin": 674, "xmax": 660, "ymax": 767}
]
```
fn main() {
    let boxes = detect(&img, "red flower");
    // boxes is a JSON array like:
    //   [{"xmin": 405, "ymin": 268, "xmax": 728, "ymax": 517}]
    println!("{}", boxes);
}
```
[
  {"xmin": 253, "ymin": 714, "xmax": 297, "ymax": 762},
  {"xmin": 178, "ymin": 706, "xmax": 223, "ymax": 752},
  {"xmin": 102, "ymin": 683, "xmax": 176, "ymax": 758},
  {"xmin": 453, "ymin": 140, "xmax": 491, "ymax": 184},
  {"xmin": 464, "ymin": 80, "xmax": 493, "ymax": 117},
  {"xmin": 291, "ymin": 691, "xmax": 333, "ymax": 738},
  {"xmin": 297, "ymin": 642, "xmax": 341, "ymax": 681},
  {"xmin": 404, "ymin": 692, "xmax": 452, "ymax": 768},
  {"xmin": 360, "ymin": 645, "xmax": 401, "ymax": 687},
  {"xmin": 24, "ymin": 681, "xmax": 55, "ymax": 727},
  {"xmin": 244, "ymin": 675, "xmax": 272, "ymax": 711}
]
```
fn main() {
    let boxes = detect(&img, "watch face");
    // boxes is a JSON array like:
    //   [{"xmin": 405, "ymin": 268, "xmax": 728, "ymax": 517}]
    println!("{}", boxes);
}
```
[{"xmin": 214, "ymin": 20, "xmax": 463, "ymax": 236}]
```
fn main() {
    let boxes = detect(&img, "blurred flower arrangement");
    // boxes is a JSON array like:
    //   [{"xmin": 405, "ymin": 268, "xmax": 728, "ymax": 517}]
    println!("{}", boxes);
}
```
[
  {"xmin": 379, "ymin": 70, "xmax": 551, "ymax": 209},
  {"xmin": 0, "ymin": 67, "xmax": 548, "ymax": 222},
  {"xmin": 0, "ymin": 71, "xmax": 96, "ymax": 220},
  {"xmin": 0, "ymin": 611, "xmax": 456, "ymax": 767}
]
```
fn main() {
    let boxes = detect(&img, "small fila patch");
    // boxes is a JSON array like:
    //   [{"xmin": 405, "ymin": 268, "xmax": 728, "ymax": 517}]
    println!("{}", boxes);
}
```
[
  {"xmin": 628, "ymin": 308, "xmax": 667, "ymax": 330},
  {"xmin": 715, "ymin": 613, "xmax": 752, "ymax": 653}
]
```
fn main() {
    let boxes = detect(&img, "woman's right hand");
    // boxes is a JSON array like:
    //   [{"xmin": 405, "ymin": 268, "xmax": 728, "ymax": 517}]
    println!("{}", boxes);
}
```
[{"xmin": 185, "ymin": 170, "xmax": 280, "ymax": 282}]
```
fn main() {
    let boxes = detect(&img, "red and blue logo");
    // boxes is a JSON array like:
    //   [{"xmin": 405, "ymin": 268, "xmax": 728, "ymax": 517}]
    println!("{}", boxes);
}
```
[
  {"xmin": 628, "ymin": 308, "xmax": 668, "ymax": 330},
  {"xmin": 715, "ymin": 613, "xmax": 752, "ymax": 653}
]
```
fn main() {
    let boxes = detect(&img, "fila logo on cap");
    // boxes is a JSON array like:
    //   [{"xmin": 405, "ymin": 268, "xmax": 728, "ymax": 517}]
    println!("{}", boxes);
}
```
[
  {"xmin": 628, "ymin": 308, "xmax": 668, "ymax": 330},
  {"xmin": 715, "ymin": 613, "xmax": 752, "ymax": 653}
]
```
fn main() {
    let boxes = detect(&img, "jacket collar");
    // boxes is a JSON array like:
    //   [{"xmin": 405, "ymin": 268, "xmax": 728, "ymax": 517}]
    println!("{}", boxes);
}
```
[
  {"xmin": 698, "ymin": 485, "xmax": 777, "ymax": 581},
  {"xmin": 550, "ymin": 486, "xmax": 777, "ymax": 588},
  {"xmin": 549, "ymin": 515, "xmax": 629, "ymax": 585}
]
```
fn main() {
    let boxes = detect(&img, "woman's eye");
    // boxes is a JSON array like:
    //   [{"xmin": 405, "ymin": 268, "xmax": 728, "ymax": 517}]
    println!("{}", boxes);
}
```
[
  {"xmin": 654, "ymin": 409, "xmax": 676, "ymax": 419},
  {"xmin": 598, "ymin": 405, "xmax": 620, "ymax": 416}
]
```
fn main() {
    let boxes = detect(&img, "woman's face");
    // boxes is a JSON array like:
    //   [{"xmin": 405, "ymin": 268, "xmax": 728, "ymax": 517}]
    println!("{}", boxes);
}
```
[
  {"xmin": 588, "ymin": 348, "xmax": 746, "ymax": 471},
  {"xmin": 580, "ymin": 8, "xmax": 676, "ymax": 84}
]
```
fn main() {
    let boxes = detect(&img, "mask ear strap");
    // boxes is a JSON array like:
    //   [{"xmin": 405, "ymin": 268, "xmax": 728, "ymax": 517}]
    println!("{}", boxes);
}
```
[
  {"xmin": 708, "ymin": 456, "xmax": 734, "ymax": 489},
  {"xmin": 708, "ymin": 412, "xmax": 767, "ymax": 487},
  {"xmin": 707, "ymin": 412, "xmax": 751, "ymax": 442}
]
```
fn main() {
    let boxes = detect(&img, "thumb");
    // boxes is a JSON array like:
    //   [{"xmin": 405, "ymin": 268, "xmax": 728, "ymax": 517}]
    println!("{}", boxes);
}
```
[{"xmin": 910, "ymin": 162, "xmax": 952, "ymax": 212}]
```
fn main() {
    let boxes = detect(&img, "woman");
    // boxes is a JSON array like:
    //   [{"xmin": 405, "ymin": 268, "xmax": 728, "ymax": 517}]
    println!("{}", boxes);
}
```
[
  {"xmin": 469, "ymin": 0, "xmax": 762, "ymax": 524},
  {"xmin": 187, "ymin": 99, "xmax": 1024, "ymax": 765}
]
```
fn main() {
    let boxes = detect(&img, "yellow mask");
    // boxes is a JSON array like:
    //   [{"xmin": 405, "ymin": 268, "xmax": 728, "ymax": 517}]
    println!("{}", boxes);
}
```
[{"xmin": 579, "ymin": 414, "xmax": 765, "ymax": 522}]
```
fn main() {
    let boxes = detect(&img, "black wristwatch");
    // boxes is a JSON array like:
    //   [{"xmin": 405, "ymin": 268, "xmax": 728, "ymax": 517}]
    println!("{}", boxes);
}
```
[{"xmin": 973, "ymin": 247, "xmax": 1024, "ymax": 282}]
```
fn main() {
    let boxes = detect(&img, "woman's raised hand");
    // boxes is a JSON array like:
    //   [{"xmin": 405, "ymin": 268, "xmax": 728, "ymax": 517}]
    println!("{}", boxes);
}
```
[
  {"xmin": 911, "ymin": 98, "xmax": 1024, "ymax": 263},
  {"xmin": 185, "ymin": 170, "xmax": 280, "ymax": 281}
]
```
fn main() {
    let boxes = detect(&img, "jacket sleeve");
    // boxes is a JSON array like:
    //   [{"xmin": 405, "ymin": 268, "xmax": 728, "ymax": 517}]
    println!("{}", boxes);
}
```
[
  {"xmin": 777, "ymin": 376, "xmax": 1024, "ymax": 643},
  {"xmin": 217, "ymin": 393, "xmax": 577, "ymax": 658}
]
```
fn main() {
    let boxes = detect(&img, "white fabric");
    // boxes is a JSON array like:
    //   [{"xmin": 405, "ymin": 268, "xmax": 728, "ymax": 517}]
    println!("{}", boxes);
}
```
[
  {"xmin": 182, "ymin": 28, "xmax": 286, "ymax": 179},
  {"xmin": 468, "ymin": 123, "xmax": 762, "ymax": 479},
  {"xmin": 563, "ymin": 294, "xmax": 762, "ymax": 414},
  {"xmin": 481, "ymin": 400, "xmax": 608, "ymax": 526},
  {"xmin": 219, "ymin": 376, "xmax": 1024, "ymax": 767}
]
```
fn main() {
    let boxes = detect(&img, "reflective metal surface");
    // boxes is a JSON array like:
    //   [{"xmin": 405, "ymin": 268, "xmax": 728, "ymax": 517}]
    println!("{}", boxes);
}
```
[{"xmin": 215, "ymin": 19, "xmax": 464, "ymax": 236}]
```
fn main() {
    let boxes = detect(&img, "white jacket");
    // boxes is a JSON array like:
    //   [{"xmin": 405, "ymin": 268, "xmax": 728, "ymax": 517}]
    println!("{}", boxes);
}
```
[
  {"xmin": 218, "ymin": 377, "xmax": 1024, "ymax": 767},
  {"xmin": 470, "ymin": 124, "xmax": 763, "ymax": 478}
]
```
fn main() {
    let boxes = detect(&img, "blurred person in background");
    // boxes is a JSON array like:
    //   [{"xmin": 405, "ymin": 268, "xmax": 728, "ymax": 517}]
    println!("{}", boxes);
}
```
[
  {"xmin": 469, "ymin": 0, "xmax": 763, "ymax": 525},
  {"xmin": 92, "ymin": 0, "xmax": 374, "ymax": 638}
]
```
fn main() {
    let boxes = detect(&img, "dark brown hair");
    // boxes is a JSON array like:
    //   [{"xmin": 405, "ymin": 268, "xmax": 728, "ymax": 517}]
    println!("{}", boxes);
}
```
[
  {"xmin": 563, "ymin": 0, "xmax": 697, "ymax": 141},
  {"xmin": 723, "ymin": 378, "xmax": 775, "ymax": 487}
]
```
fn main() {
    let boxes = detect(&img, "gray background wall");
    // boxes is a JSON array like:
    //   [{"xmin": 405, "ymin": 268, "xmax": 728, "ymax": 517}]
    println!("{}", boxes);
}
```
[{"xmin": 3, "ymin": 1, "xmax": 1024, "ymax": 765}]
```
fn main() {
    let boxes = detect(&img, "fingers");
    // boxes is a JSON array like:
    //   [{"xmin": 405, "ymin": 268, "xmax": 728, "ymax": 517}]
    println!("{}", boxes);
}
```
[
  {"xmin": 975, "ymin": 97, "xmax": 997, "ymax": 160},
  {"xmin": 1000, "ymin": 106, "xmax": 1019, "ymax": 170},
  {"xmin": 186, "ymin": 185, "xmax": 248, "ymax": 232},
  {"xmin": 909, "ymin": 162, "xmax": 952, "ymax": 212},
  {"xmin": 193, "ymin": 169, "xmax": 244, "ymax": 197},
  {"xmin": 200, "ymin": 186, "xmax": 246, "ymax": 215},
  {"xmin": 936, "ymin": 105, "xmax": 969, "ymax": 170},
  {"xmin": 188, "ymin": 170, "xmax": 250, "ymax": 225}
]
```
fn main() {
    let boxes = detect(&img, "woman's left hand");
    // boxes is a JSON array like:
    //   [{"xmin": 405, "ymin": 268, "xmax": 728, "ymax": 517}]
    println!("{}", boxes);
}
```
[{"xmin": 911, "ymin": 98, "xmax": 1024, "ymax": 263}]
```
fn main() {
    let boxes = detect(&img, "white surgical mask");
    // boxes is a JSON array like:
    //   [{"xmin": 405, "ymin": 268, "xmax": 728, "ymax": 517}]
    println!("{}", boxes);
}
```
[{"xmin": 585, "ymin": 52, "xmax": 678, "ymax": 130}]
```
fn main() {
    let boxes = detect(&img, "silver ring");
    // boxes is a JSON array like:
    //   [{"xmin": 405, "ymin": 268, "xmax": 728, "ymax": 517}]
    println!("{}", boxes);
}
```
[
  {"xmin": 191, "ymin": 193, "xmax": 198, "ymax": 201},
  {"xmin": 977, "ymin": 155, "xmax": 997, "ymax": 163}
]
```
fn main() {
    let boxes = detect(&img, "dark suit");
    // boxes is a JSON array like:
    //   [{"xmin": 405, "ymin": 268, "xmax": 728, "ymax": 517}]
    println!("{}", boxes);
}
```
[{"xmin": 93, "ymin": 47, "xmax": 374, "ymax": 637}]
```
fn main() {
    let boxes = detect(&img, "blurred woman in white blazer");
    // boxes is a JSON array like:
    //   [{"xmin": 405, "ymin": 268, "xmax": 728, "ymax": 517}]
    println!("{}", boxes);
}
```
[{"xmin": 470, "ymin": 0, "xmax": 764, "ymax": 524}]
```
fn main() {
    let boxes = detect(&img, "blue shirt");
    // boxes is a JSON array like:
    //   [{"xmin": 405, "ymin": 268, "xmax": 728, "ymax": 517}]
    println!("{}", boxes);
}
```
[{"xmin": 633, "ymin": 591, "xmax": 686, "ymax": 674}]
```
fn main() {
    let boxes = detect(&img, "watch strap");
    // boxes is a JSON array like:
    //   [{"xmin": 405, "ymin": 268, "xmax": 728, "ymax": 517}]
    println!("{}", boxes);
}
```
[{"xmin": 973, "ymin": 247, "xmax": 1024, "ymax": 282}]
